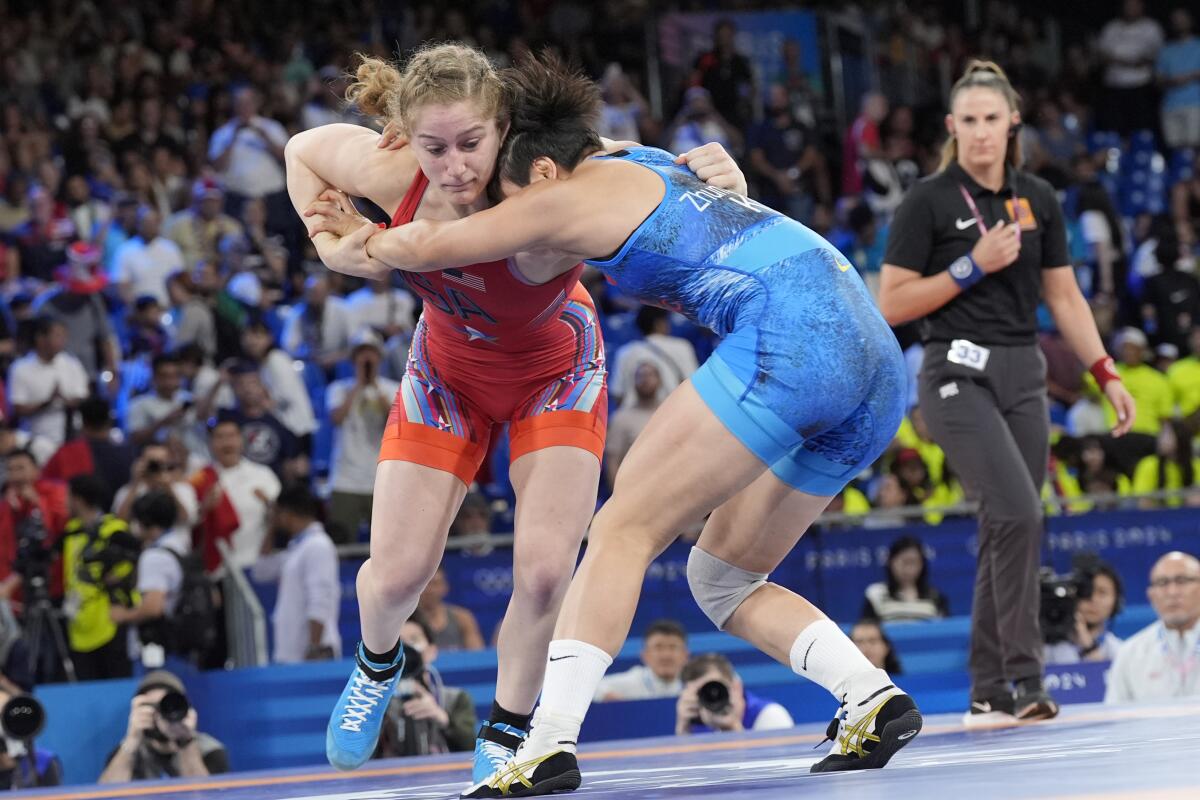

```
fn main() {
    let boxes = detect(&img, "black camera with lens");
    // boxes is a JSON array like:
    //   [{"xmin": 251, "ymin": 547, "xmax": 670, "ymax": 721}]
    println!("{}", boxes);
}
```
[
  {"xmin": 696, "ymin": 680, "xmax": 732, "ymax": 716},
  {"xmin": 13, "ymin": 511, "xmax": 52, "ymax": 591},
  {"xmin": 0, "ymin": 695, "xmax": 45, "ymax": 745},
  {"xmin": 1039, "ymin": 554, "xmax": 1115, "ymax": 644},
  {"xmin": 157, "ymin": 690, "xmax": 190, "ymax": 725}
]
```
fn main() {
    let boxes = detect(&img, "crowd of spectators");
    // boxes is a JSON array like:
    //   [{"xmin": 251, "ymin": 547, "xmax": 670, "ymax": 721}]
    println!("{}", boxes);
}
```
[{"xmin": 0, "ymin": 0, "xmax": 1195, "ymax": 705}]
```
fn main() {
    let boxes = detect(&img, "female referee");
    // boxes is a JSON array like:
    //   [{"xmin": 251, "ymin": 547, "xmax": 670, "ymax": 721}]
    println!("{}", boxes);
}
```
[
  {"xmin": 308, "ymin": 53, "xmax": 921, "ymax": 796},
  {"xmin": 877, "ymin": 61, "xmax": 1136, "ymax": 728}
]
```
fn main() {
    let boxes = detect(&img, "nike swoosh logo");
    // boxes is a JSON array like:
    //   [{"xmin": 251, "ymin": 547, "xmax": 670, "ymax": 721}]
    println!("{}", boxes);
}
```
[
  {"xmin": 801, "ymin": 641, "xmax": 816, "ymax": 671},
  {"xmin": 955, "ymin": 217, "xmax": 978, "ymax": 230},
  {"xmin": 548, "ymin": 655, "xmax": 577, "ymax": 662}
]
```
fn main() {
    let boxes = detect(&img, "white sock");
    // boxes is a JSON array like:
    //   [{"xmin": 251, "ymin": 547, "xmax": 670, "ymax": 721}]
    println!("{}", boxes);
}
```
[
  {"xmin": 536, "ymin": 639, "xmax": 612, "ymax": 724},
  {"xmin": 788, "ymin": 619, "xmax": 883, "ymax": 700}
]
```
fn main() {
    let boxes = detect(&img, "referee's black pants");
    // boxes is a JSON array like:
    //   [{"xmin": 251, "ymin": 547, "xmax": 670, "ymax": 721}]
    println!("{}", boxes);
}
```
[{"xmin": 918, "ymin": 342, "xmax": 1048, "ymax": 699}]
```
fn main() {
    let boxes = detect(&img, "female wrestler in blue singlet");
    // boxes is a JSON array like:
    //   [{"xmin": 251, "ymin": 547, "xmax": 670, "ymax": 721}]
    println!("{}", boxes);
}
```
[{"xmin": 307, "ymin": 55, "xmax": 921, "ymax": 797}]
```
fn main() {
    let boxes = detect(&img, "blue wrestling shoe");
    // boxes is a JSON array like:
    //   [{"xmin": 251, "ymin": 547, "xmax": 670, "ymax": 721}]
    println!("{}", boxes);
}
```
[
  {"xmin": 472, "ymin": 721, "xmax": 527, "ymax": 784},
  {"xmin": 326, "ymin": 642, "xmax": 404, "ymax": 771}
]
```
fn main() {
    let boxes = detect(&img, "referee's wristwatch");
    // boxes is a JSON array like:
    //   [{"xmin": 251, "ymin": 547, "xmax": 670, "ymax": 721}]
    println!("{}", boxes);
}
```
[{"xmin": 948, "ymin": 255, "xmax": 985, "ymax": 290}]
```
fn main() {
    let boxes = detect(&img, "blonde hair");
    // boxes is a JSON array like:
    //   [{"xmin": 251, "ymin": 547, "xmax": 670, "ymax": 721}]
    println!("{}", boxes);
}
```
[
  {"xmin": 939, "ymin": 59, "xmax": 1023, "ymax": 172},
  {"xmin": 346, "ymin": 43, "xmax": 507, "ymax": 136}
]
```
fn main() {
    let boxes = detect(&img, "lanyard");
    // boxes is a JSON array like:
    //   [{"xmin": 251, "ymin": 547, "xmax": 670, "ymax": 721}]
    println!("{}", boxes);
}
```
[{"xmin": 958, "ymin": 183, "xmax": 1021, "ymax": 239}]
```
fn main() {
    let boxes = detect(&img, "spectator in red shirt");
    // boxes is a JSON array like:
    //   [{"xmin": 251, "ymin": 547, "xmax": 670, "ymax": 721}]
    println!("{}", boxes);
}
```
[
  {"xmin": 41, "ymin": 396, "xmax": 136, "ymax": 511},
  {"xmin": 0, "ymin": 448, "xmax": 69, "ymax": 606},
  {"xmin": 842, "ymin": 92, "xmax": 889, "ymax": 196}
]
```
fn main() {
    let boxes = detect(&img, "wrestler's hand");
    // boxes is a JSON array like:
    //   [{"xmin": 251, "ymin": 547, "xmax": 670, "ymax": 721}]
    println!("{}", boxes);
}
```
[
  {"xmin": 377, "ymin": 120, "xmax": 408, "ymax": 150},
  {"xmin": 676, "ymin": 142, "xmax": 748, "ymax": 196},
  {"xmin": 309, "ymin": 219, "xmax": 390, "ymax": 280},
  {"xmin": 304, "ymin": 189, "xmax": 372, "ymax": 237}
]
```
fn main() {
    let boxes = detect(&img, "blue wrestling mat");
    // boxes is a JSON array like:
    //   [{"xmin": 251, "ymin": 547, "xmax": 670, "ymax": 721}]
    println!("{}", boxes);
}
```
[{"xmin": 13, "ymin": 699, "xmax": 1199, "ymax": 800}]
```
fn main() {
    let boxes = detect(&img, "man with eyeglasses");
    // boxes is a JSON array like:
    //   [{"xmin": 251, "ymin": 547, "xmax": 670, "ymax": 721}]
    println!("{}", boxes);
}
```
[{"xmin": 1105, "ymin": 552, "xmax": 1200, "ymax": 704}]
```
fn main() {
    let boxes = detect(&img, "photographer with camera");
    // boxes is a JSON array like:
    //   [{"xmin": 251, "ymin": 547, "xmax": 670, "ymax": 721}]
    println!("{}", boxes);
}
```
[
  {"xmin": 99, "ymin": 670, "xmax": 228, "ymax": 783},
  {"xmin": 112, "ymin": 443, "xmax": 199, "ymax": 528},
  {"xmin": 1043, "ymin": 558, "xmax": 1125, "ymax": 665},
  {"xmin": 62, "ymin": 475, "xmax": 140, "ymax": 681},
  {"xmin": 374, "ymin": 612, "xmax": 477, "ymax": 758},
  {"xmin": 674, "ymin": 653, "xmax": 793, "ymax": 736},
  {"xmin": 0, "ymin": 448, "xmax": 68, "ymax": 606},
  {"xmin": 0, "ymin": 688, "xmax": 61, "ymax": 788}
]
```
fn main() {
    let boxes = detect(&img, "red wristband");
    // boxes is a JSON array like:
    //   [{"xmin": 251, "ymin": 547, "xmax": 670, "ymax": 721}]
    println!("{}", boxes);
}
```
[
  {"xmin": 1089, "ymin": 356, "xmax": 1120, "ymax": 390},
  {"xmin": 377, "ymin": 222, "xmax": 387, "ymax": 229}
]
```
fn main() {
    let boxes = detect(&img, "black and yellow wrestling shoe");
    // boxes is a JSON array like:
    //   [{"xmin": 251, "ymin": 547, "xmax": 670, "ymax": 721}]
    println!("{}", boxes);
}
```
[
  {"xmin": 811, "ymin": 678, "xmax": 923, "ymax": 773},
  {"xmin": 461, "ymin": 749, "xmax": 580, "ymax": 798}
]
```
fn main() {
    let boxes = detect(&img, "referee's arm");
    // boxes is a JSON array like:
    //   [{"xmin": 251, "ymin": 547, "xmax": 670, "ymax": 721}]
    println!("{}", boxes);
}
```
[{"xmin": 878, "ymin": 265, "xmax": 960, "ymax": 326}]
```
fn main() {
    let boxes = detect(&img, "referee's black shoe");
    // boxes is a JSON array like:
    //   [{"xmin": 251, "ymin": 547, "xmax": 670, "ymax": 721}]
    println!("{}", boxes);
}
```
[
  {"xmin": 811, "ymin": 676, "xmax": 923, "ymax": 773},
  {"xmin": 1014, "ymin": 676, "xmax": 1059, "ymax": 722}
]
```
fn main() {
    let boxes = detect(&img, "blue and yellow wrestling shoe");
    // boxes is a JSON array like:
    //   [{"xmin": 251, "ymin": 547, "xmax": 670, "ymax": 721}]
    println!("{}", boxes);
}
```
[
  {"xmin": 325, "ymin": 642, "xmax": 404, "ymax": 771},
  {"xmin": 472, "ymin": 721, "xmax": 527, "ymax": 785}
]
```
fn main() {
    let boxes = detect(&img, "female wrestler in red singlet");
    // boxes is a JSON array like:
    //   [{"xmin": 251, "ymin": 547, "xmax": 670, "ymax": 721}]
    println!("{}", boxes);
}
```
[{"xmin": 285, "ymin": 43, "xmax": 745, "ymax": 781}]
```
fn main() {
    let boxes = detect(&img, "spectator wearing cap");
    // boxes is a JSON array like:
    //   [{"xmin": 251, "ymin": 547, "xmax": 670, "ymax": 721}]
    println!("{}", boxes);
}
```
[
  {"xmin": 281, "ymin": 274, "xmax": 353, "ymax": 374},
  {"xmin": 1087, "ymin": 328, "xmax": 1172, "ymax": 467},
  {"xmin": 6, "ymin": 317, "xmax": 89, "ymax": 447},
  {"xmin": 112, "ymin": 206, "xmax": 186, "ymax": 306},
  {"xmin": 163, "ymin": 178, "xmax": 244, "ymax": 269},
  {"xmin": 326, "ymin": 330, "xmax": 399, "ymax": 543},
  {"xmin": 166, "ymin": 271, "xmax": 217, "ymax": 358},
  {"xmin": 99, "ymin": 670, "xmax": 229, "ymax": 783},
  {"xmin": 252, "ymin": 483, "xmax": 341, "ymax": 664},
  {"xmin": 30, "ymin": 242, "xmax": 120, "ymax": 381},
  {"xmin": 42, "ymin": 396, "xmax": 136, "ymax": 511}
]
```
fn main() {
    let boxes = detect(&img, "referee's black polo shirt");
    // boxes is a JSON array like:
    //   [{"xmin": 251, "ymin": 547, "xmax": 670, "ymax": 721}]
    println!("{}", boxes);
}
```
[{"xmin": 883, "ymin": 161, "xmax": 1069, "ymax": 346}]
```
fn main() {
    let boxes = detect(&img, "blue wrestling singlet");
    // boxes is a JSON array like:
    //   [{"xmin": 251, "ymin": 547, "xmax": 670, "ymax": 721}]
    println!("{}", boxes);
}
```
[{"xmin": 585, "ymin": 147, "xmax": 906, "ymax": 494}]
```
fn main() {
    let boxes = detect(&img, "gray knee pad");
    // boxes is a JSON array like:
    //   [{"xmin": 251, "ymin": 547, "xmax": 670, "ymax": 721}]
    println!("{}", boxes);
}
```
[{"xmin": 686, "ymin": 546, "xmax": 768, "ymax": 630}]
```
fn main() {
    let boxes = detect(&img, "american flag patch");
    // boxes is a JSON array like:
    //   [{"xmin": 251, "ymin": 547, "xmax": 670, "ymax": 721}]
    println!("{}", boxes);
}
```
[{"xmin": 442, "ymin": 269, "xmax": 486, "ymax": 292}]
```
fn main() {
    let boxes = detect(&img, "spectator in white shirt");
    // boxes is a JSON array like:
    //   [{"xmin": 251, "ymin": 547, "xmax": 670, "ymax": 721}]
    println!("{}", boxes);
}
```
[
  {"xmin": 200, "ymin": 415, "xmax": 281, "ymax": 568},
  {"xmin": 1105, "ymin": 551, "xmax": 1200, "ymax": 704},
  {"xmin": 326, "ymin": 331, "xmax": 399, "ymax": 544},
  {"xmin": 342, "ymin": 278, "xmax": 416, "ymax": 341},
  {"xmin": 610, "ymin": 306, "xmax": 698, "ymax": 406},
  {"xmin": 252, "ymin": 483, "xmax": 341, "ymax": 663},
  {"xmin": 6, "ymin": 317, "xmax": 89, "ymax": 447},
  {"xmin": 128, "ymin": 354, "xmax": 192, "ymax": 448},
  {"xmin": 207, "ymin": 88, "xmax": 288, "ymax": 202},
  {"xmin": 597, "ymin": 619, "xmax": 689, "ymax": 701},
  {"xmin": 112, "ymin": 443, "xmax": 199, "ymax": 529},
  {"xmin": 113, "ymin": 490, "xmax": 192, "ymax": 664},
  {"xmin": 281, "ymin": 274, "xmax": 353, "ymax": 373},
  {"xmin": 112, "ymin": 206, "xmax": 185, "ymax": 306},
  {"xmin": 240, "ymin": 319, "xmax": 317, "ymax": 445},
  {"xmin": 1096, "ymin": 0, "xmax": 1165, "ymax": 135}
]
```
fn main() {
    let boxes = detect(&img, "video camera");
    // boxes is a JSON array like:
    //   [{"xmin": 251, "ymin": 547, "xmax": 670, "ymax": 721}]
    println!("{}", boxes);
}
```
[
  {"xmin": 1039, "ymin": 553, "xmax": 1118, "ymax": 644},
  {"xmin": 13, "ymin": 510, "xmax": 53, "ymax": 593}
]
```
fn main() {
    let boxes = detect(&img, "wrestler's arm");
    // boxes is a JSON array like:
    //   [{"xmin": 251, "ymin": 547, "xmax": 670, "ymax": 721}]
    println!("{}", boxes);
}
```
[
  {"xmin": 364, "ymin": 179, "xmax": 612, "ymax": 272},
  {"xmin": 285, "ymin": 124, "xmax": 414, "ymax": 229}
]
